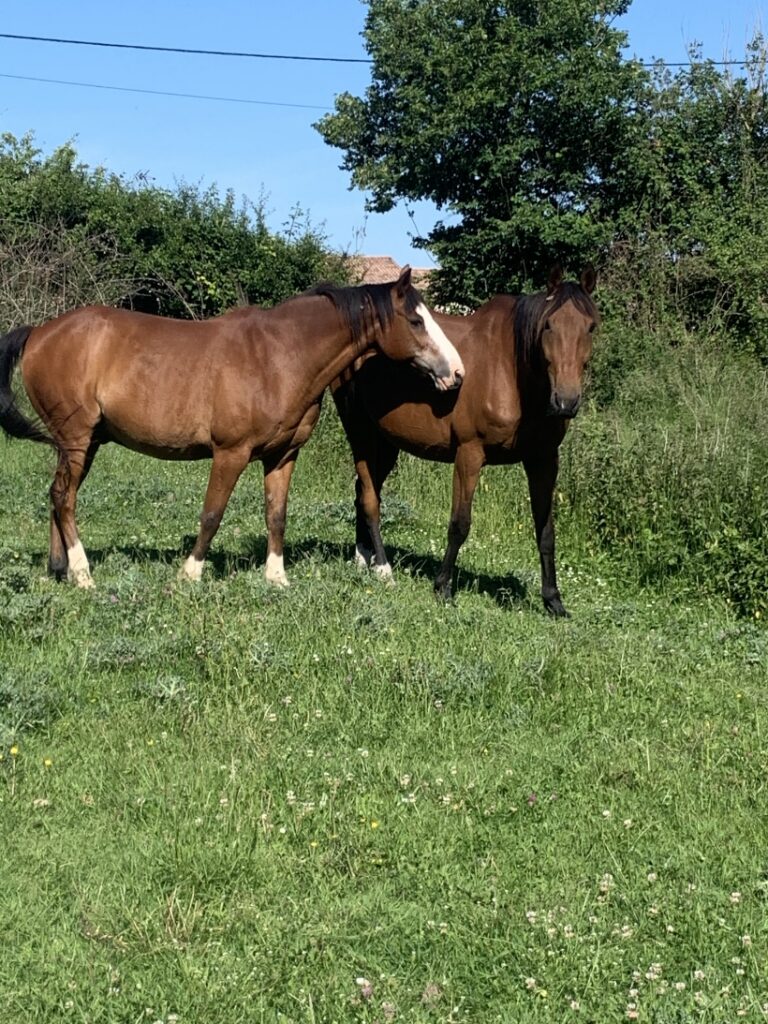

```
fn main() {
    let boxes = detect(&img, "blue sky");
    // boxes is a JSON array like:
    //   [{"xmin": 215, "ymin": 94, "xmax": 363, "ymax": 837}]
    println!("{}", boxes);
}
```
[{"xmin": 1, "ymin": 1, "xmax": 765, "ymax": 267}]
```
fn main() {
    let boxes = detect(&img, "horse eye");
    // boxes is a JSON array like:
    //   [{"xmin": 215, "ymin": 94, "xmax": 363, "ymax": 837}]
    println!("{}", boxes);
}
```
[
  {"xmin": 588, "ymin": 323, "xmax": 596, "ymax": 333},
  {"xmin": 544, "ymin": 320, "xmax": 552, "ymax": 331},
  {"xmin": 408, "ymin": 316, "xmax": 424, "ymax": 328}
]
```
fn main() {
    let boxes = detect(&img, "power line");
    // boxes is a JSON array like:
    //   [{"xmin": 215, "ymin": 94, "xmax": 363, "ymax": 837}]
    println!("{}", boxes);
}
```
[
  {"xmin": 0, "ymin": 31, "xmax": 372, "ymax": 64},
  {"xmin": 0, "ymin": 72, "xmax": 332, "ymax": 110},
  {"xmin": 639, "ymin": 58, "xmax": 751, "ymax": 68},
  {"xmin": 0, "ymin": 30, "xmax": 756, "ymax": 72}
]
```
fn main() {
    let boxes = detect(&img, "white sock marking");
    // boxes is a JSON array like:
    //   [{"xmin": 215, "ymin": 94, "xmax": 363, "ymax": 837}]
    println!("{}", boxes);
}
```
[
  {"xmin": 355, "ymin": 544, "xmax": 373, "ymax": 569},
  {"xmin": 67, "ymin": 541, "xmax": 94, "ymax": 589},
  {"xmin": 373, "ymin": 561, "xmax": 394, "ymax": 583},
  {"xmin": 180, "ymin": 554, "xmax": 205, "ymax": 581},
  {"xmin": 265, "ymin": 552, "xmax": 289, "ymax": 588}
]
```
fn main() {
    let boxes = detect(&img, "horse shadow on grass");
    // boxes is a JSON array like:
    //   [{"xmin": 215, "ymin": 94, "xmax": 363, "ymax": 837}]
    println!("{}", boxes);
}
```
[
  {"xmin": 102, "ymin": 536, "xmax": 528, "ymax": 606},
  {"xmin": 69, "ymin": 534, "xmax": 529, "ymax": 609}
]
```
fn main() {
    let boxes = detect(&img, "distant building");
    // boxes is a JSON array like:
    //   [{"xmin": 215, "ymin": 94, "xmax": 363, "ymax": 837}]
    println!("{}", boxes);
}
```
[{"xmin": 348, "ymin": 255, "xmax": 434, "ymax": 293}]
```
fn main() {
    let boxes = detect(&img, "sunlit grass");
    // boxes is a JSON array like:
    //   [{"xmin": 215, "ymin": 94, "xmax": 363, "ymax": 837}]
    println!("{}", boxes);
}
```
[{"xmin": 1, "ymin": 409, "xmax": 767, "ymax": 1022}]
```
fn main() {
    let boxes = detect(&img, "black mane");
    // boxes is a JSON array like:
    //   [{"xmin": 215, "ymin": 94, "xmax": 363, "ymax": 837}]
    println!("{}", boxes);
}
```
[{"xmin": 309, "ymin": 280, "xmax": 421, "ymax": 344}]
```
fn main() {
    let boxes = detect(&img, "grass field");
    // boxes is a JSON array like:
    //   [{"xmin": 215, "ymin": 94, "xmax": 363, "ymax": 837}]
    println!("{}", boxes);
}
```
[{"xmin": 1, "ymin": 405, "xmax": 767, "ymax": 1023}]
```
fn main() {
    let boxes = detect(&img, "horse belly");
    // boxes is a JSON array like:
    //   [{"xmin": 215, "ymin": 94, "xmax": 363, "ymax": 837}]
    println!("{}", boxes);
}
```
[
  {"xmin": 95, "ymin": 390, "xmax": 213, "ymax": 455},
  {"xmin": 99, "ymin": 420, "xmax": 212, "ymax": 460}
]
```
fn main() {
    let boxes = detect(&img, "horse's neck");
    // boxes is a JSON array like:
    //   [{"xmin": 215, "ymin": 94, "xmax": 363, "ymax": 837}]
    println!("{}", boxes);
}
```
[
  {"xmin": 259, "ymin": 296, "xmax": 368, "ymax": 392},
  {"xmin": 474, "ymin": 300, "xmax": 520, "ymax": 388}
]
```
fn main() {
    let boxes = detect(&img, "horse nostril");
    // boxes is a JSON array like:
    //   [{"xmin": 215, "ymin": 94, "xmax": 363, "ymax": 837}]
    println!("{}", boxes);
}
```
[
  {"xmin": 551, "ymin": 392, "xmax": 580, "ymax": 417},
  {"xmin": 454, "ymin": 370, "xmax": 464, "ymax": 387}
]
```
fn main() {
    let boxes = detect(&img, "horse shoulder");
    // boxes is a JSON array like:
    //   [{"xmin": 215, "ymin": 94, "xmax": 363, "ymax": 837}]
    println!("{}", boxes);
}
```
[{"xmin": 461, "ymin": 330, "xmax": 520, "ymax": 442}]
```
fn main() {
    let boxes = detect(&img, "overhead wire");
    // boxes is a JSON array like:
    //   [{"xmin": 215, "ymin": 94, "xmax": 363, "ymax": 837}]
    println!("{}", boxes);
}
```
[
  {"xmin": 0, "ymin": 31, "xmax": 757, "ymax": 113},
  {"xmin": 0, "ymin": 30, "xmax": 756, "ymax": 69},
  {"xmin": 0, "ymin": 71, "xmax": 333, "ymax": 110},
  {"xmin": 0, "ymin": 32, "xmax": 371, "ymax": 63}
]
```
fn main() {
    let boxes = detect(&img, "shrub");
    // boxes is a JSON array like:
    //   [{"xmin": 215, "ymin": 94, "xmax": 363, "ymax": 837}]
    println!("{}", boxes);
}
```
[{"xmin": 560, "ymin": 341, "xmax": 768, "ymax": 616}]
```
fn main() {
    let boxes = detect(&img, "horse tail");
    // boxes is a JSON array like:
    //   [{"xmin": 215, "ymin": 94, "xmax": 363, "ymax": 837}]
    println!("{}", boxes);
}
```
[{"xmin": 0, "ymin": 326, "xmax": 58, "ymax": 447}]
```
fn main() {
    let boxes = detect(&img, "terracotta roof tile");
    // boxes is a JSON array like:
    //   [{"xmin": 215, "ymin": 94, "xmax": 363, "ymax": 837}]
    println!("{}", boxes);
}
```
[{"xmin": 347, "ymin": 255, "xmax": 434, "ymax": 292}]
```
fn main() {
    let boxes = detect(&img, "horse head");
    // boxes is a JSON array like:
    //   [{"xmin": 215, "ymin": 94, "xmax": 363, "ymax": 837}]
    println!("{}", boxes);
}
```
[
  {"xmin": 535, "ymin": 265, "xmax": 598, "ymax": 418},
  {"xmin": 380, "ymin": 267, "xmax": 464, "ymax": 391}
]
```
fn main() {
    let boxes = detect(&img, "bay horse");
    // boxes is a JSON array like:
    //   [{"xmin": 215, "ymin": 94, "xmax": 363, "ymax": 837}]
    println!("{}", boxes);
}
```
[
  {"xmin": 332, "ymin": 266, "xmax": 598, "ymax": 616},
  {"xmin": 0, "ymin": 269, "xmax": 464, "ymax": 588}
]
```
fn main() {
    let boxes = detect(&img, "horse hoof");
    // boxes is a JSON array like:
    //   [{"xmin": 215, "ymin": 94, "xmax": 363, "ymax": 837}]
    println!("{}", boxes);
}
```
[
  {"xmin": 69, "ymin": 571, "xmax": 95, "ymax": 590},
  {"xmin": 433, "ymin": 583, "xmax": 453, "ymax": 603},
  {"xmin": 354, "ymin": 545, "xmax": 374, "ymax": 569},
  {"xmin": 544, "ymin": 597, "xmax": 570, "ymax": 618},
  {"xmin": 373, "ymin": 562, "xmax": 395, "ymax": 584},
  {"xmin": 179, "ymin": 556, "xmax": 205, "ymax": 582},
  {"xmin": 266, "ymin": 572, "xmax": 290, "ymax": 589}
]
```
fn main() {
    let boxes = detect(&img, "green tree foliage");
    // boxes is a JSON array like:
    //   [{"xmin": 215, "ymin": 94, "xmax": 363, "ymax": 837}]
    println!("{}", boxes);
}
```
[
  {"xmin": 316, "ymin": 0, "xmax": 643, "ymax": 303},
  {"xmin": 316, "ymin": 2, "xmax": 768, "ymax": 358},
  {"xmin": 614, "ymin": 45, "xmax": 768, "ymax": 357},
  {"xmin": 0, "ymin": 132, "xmax": 344, "ymax": 322}
]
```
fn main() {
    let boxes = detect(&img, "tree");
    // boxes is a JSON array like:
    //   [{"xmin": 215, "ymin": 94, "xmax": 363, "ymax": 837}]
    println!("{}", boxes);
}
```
[
  {"xmin": 316, "ymin": 0, "xmax": 646, "ymax": 303},
  {"xmin": 570, "ymin": 37, "xmax": 766, "ymax": 366}
]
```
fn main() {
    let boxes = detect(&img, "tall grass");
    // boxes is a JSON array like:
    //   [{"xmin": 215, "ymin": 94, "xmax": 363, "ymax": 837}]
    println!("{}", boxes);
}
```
[{"xmin": 560, "ymin": 338, "xmax": 768, "ymax": 616}]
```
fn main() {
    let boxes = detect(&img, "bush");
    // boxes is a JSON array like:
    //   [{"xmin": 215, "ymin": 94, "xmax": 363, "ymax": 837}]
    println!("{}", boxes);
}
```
[
  {"xmin": 560, "ymin": 341, "xmax": 768, "ymax": 616},
  {"xmin": 0, "ymin": 132, "xmax": 347, "ymax": 324}
]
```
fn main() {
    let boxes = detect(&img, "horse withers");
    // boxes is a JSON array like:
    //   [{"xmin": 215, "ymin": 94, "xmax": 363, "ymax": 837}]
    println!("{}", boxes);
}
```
[
  {"xmin": 0, "ymin": 268, "xmax": 464, "ymax": 588},
  {"xmin": 332, "ymin": 266, "xmax": 598, "ymax": 616}
]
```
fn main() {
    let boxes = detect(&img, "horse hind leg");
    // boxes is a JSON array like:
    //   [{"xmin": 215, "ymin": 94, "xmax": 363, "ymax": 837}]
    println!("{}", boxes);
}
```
[
  {"xmin": 48, "ymin": 478, "xmax": 68, "ymax": 582},
  {"xmin": 50, "ymin": 443, "xmax": 99, "ymax": 588}
]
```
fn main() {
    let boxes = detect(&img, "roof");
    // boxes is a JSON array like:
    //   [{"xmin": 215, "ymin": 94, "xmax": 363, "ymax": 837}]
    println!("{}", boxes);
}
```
[{"xmin": 348, "ymin": 255, "xmax": 434, "ymax": 292}]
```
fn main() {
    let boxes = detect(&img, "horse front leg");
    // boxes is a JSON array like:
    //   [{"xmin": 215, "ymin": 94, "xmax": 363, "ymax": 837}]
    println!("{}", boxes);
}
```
[
  {"xmin": 181, "ymin": 446, "xmax": 250, "ymax": 581},
  {"xmin": 524, "ymin": 451, "xmax": 568, "ymax": 617},
  {"xmin": 263, "ymin": 451, "xmax": 298, "ymax": 587},
  {"xmin": 434, "ymin": 445, "xmax": 484, "ymax": 601}
]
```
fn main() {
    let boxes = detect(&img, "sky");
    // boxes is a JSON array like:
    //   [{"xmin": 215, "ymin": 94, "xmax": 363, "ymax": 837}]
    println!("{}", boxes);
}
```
[{"xmin": 1, "ymin": 1, "xmax": 765, "ymax": 268}]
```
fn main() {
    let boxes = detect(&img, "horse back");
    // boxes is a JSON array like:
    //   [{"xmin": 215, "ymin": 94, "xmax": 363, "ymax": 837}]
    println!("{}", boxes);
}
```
[{"xmin": 19, "ymin": 306, "xmax": 251, "ymax": 453}]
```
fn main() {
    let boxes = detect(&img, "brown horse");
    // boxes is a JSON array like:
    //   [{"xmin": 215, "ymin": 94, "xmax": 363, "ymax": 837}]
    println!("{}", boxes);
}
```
[
  {"xmin": 332, "ymin": 266, "xmax": 598, "ymax": 616},
  {"xmin": 0, "ymin": 269, "xmax": 464, "ymax": 588}
]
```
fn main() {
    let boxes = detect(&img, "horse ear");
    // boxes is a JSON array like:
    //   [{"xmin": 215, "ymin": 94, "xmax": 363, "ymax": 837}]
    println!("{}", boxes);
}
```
[
  {"xmin": 580, "ymin": 264, "xmax": 597, "ymax": 294},
  {"xmin": 547, "ymin": 265, "xmax": 563, "ymax": 295},
  {"xmin": 396, "ymin": 265, "xmax": 412, "ymax": 295}
]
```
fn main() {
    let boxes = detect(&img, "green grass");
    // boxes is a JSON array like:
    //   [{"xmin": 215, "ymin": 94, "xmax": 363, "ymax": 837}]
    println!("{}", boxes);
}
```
[{"xmin": 1, "ymin": 408, "xmax": 767, "ymax": 1023}]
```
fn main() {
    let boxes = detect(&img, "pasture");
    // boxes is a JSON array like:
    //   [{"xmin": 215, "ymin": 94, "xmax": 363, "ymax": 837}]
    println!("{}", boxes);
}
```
[{"xmin": 1, "ymin": 403, "xmax": 766, "ymax": 1023}]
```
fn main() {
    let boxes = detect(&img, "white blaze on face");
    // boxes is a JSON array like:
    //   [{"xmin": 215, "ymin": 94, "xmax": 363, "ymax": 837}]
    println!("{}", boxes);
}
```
[
  {"xmin": 180, "ymin": 554, "xmax": 205, "ymax": 582},
  {"xmin": 417, "ymin": 301, "xmax": 465, "ymax": 387},
  {"xmin": 265, "ymin": 552, "xmax": 289, "ymax": 588},
  {"xmin": 67, "ymin": 541, "xmax": 94, "ymax": 588}
]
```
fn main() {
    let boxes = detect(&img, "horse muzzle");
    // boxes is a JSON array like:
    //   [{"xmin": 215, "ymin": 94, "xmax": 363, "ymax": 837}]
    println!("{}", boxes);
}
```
[
  {"xmin": 549, "ymin": 393, "xmax": 581, "ymax": 418},
  {"xmin": 416, "ymin": 355, "xmax": 465, "ymax": 391},
  {"xmin": 437, "ymin": 367, "xmax": 464, "ymax": 391}
]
